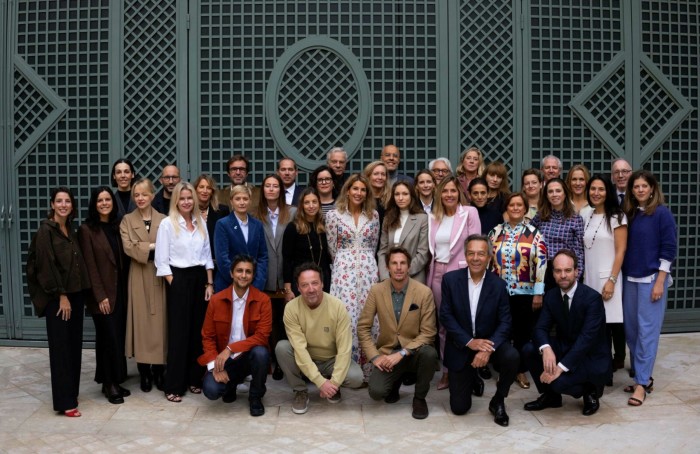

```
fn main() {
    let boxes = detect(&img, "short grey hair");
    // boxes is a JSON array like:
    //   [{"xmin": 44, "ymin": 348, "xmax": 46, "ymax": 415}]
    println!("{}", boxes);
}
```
[
  {"xmin": 327, "ymin": 147, "xmax": 347, "ymax": 160},
  {"xmin": 428, "ymin": 157, "xmax": 453, "ymax": 172},
  {"xmin": 541, "ymin": 155, "xmax": 562, "ymax": 170}
]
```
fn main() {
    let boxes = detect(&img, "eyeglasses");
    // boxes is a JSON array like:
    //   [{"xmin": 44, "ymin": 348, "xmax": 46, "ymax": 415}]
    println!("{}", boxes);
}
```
[
  {"xmin": 162, "ymin": 176, "xmax": 180, "ymax": 181},
  {"xmin": 613, "ymin": 169, "xmax": 632, "ymax": 176},
  {"xmin": 433, "ymin": 169, "xmax": 450, "ymax": 175},
  {"xmin": 317, "ymin": 178, "xmax": 333, "ymax": 184},
  {"xmin": 229, "ymin": 167, "xmax": 247, "ymax": 173}
]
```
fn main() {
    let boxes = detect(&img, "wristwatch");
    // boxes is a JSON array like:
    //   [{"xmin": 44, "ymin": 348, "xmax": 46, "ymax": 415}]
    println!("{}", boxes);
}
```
[
  {"xmin": 399, "ymin": 349, "xmax": 408, "ymax": 357},
  {"xmin": 608, "ymin": 275, "xmax": 618, "ymax": 284}
]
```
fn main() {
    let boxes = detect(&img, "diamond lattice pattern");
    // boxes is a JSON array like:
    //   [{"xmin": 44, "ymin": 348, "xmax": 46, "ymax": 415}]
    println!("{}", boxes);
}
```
[
  {"xmin": 13, "ymin": 70, "xmax": 52, "ymax": 151},
  {"xmin": 583, "ymin": 65, "xmax": 626, "ymax": 149}
]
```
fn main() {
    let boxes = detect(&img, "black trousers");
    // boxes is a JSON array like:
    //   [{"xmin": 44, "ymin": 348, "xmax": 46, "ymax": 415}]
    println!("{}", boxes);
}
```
[
  {"xmin": 267, "ymin": 294, "xmax": 287, "ymax": 363},
  {"xmin": 448, "ymin": 342, "xmax": 519, "ymax": 415},
  {"xmin": 45, "ymin": 292, "xmax": 84, "ymax": 412},
  {"xmin": 509, "ymin": 294, "xmax": 537, "ymax": 373},
  {"xmin": 202, "ymin": 347, "xmax": 270, "ymax": 400},
  {"xmin": 92, "ymin": 294, "xmax": 127, "ymax": 386},
  {"xmin": 165, "ymin": 266, "xmax": 208, "ymax": 395},
  {"xmin": 607, "ymin": 322, "xmax": 626, "ymax": 362}
]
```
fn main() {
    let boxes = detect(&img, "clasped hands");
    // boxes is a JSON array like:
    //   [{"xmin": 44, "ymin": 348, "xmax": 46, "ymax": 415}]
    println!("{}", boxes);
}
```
[
  {"xmin": 372, "ymin": 351, "xmax": 404, "ymax": 372},
  {"xmin": 212, "ymin": 348, "xmax": 232, "ymax": 383},
  {"xmin": 468, "ymin": 338, "xmax": 494, "ymax": 368},
  {"xmin": 540, "ymin": 346, "xmax": 563, "ymax": 384}
]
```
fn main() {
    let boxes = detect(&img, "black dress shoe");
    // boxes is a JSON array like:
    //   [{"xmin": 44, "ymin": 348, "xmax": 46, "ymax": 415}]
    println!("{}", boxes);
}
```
[
  {"xmin": 272, "ymin": 365, "xmax": 284, "ymax": 381},
  {"xmin": 153, "ymin": 372, "xmax": 165, "ymax": 391},
  {"xmin": 401, "ymin": 372, "xmax": 417, "ymax": 386},
  {"xmin": 249, "ymin": 397, "xmax": 265, "ymax": 417},
  {"xmin": 488, "ymin": 399, "xmax": 509, "ymax": 427},
  {"xmin": 141, "ymin": 375, "xmax": 153, "ymax": 393},
  {"xmin": 524, "ymin": 393, "xmax": 563, "ymax": 411},
  {"xmin": 478, "ymin": 366, "xmax": 492, "ymax": 380},
  {"xmin": 472, "ymin": 376, "xmax": 484, "ymax": 397},
  {"xmin": 222, "ymin": 387, "xmax": 237, "ymax": 403},
  {"xmin": 582, "ymin": 392, "xmax": 600, "ymax": 416},
  {"xmin": 104, "ymin": 384, "xmax": 124, "ymax": 404},
  {"xmin": 384, "ymin": 379, "xmax": 402, "ymax": 404},
  {"xmin": 117, "ymin": 385, "xmax": 131, "ymax": 397},
  {"xmin": 412, "ymin": 397, "xmax": 429, "ymax": 419}
]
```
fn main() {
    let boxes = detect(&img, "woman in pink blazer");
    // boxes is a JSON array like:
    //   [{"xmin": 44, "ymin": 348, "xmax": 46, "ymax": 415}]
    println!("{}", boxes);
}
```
[{"xmin": 428, "ymin": 176, "xmax": 481, "ymax": 390}]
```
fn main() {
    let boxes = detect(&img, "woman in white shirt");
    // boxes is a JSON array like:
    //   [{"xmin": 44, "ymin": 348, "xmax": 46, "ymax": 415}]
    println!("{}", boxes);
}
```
[{"xmin": 155, "ymin": 182, "xmax": 214, "ymax": 402}]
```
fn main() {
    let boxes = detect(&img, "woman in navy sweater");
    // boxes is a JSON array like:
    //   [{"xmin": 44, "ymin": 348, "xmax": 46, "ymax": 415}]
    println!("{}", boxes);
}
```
[{"xmin": 622, "ymin": 170, "xmax": 676, "ymax": 407}]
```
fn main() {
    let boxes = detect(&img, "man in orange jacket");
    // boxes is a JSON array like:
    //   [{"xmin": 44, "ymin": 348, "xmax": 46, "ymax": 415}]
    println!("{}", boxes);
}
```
[{"xmin": 198, "ymin": 254, "xmax": 272, "ymax": 416}]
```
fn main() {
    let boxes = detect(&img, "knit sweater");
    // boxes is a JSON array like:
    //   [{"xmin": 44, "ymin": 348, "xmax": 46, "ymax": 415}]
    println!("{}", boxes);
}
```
[{"xmin": 622, "ymin": 206, "xmax": 677, "ymax": 278}]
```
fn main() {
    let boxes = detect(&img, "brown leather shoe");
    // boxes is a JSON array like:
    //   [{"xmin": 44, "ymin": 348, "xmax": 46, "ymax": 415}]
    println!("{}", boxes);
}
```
[
  {"xmin": 437, "ymin": 373, "xmax": 449, "ymax": 390},
  {"xmin": 412, "ymin": 397, "xmax": 429, "ymax": 419},
  {"xmin": 515, "ymin": 373, "xmax": 530, "ymax": 389}
]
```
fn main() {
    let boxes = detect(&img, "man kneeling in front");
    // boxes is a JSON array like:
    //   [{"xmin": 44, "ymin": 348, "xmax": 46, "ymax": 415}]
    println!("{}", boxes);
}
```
[
  {"xmin": 198, "ymin": 254, "xmax": 271, "ymax": 416},
  {"xmin": 275, "ymin": 263, "xmax": 364, "ymax": 414}
]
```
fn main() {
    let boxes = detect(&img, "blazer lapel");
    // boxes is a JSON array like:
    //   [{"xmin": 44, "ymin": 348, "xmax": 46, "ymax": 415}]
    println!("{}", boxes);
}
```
[
  {"xmin": 97, "ymin": 229, "xmax": 117, "ymax": 267},
  {"xmin": 398, "ymin": 215, "xmax": 418, "ymax": 244},
  {"xmin": 396, "ymin": 281, "xmax": 414, "ymax": 331},
  {"xmin": 381, "ymin": 281, "xmax": 399, "ymax": 332},
  {"xmin": 449, "ymin": 206, "xmax": 468, "ymax": 252}
]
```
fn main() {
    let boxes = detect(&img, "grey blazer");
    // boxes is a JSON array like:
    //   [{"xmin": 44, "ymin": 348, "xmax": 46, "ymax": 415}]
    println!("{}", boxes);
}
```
[
  {"xmin": 262, "ymin": 207, "xmax": 295, "ymax": 292},
  {"xmin": 377, "ymin": 212, "xmax": 430, "ymax": 283}
]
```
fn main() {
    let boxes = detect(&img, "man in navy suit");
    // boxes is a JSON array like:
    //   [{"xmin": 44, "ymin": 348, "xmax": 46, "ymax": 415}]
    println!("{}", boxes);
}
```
[
  {"xmin": 277, "ymin": 158, "xmax": 305, "ymax": 206},
  {"xmin": 522, "ymin": 249, "xmax": 611, "ymax": 416},
  {"xmin": 440, "ymin": 234, "xmax": 519, "ymax": 426}
]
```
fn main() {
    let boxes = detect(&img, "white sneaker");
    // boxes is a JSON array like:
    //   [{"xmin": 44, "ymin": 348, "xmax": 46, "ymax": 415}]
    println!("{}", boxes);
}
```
[{"xmin": 237, "ymin": 375, "xmax": 252, "ymax": 393}]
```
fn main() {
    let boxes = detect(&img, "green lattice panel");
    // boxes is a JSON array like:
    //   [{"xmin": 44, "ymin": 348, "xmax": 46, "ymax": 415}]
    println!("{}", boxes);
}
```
[
  {"xmin": 14, "ymin": 70, "xmax": 52, "ymax": 151},
  {"xmin": 642, "ymin": 1, "xmax": 699, "ymax": 314},
  {"xmin": 529, "ymin": 1, "xmax": 622, "ymax": 174},
  {"xmin": 582, "ymin": 65, "xmax": 626, "ymax": 150},
  {"xmin": 197, "ymin": 1, "xmax": 439, "ymax": 185},
  {"xmin": 458, "ymin": 0, "xmax": 516, "ymax": 170},
  {"xmin": 14, "ymin": 1, "xmax": 111, "ymax": 337},
  {"xmin": 123, "ymin": 0, "xmax": 179, "ymax": 180}
]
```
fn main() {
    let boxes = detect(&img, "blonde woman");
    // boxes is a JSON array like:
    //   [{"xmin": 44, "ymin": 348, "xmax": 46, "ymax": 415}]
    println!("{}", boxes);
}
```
[
  {"xmin": 364, "ymin": 160, "xmax": 391, "ymax": 228},
  {"xmin": 155, "ymin": 182, "xmax": 214, "ymax": 402},
  {"xmin": 456, "ymin": 146, "xmax": 485, "ymax": 200}
]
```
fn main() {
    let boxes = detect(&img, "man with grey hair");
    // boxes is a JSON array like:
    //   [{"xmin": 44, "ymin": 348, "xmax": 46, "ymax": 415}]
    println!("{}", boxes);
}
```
[
  {"xmin": 611, "ymin": 158, "xmax": 633, "ymax": 206},
  {"xmin": 327, "ymin": 146, "xmax": 348, "ymax": 191},
  {"xmin": 428, "ymin": 158, "xmax": 453, "ymax": 185},
  {"xmin": 381, "ymin": 144, "xmax": 414, "ymax": 186},
  {"xmin": 541, "ymin": 155, "xmax": 562, "ymax": 182}
]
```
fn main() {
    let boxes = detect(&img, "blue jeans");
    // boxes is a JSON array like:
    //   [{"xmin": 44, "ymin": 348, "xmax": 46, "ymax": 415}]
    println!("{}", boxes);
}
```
[{"xmin": 202, "ymin": 346, "xmax": 270, "ymax": 400}]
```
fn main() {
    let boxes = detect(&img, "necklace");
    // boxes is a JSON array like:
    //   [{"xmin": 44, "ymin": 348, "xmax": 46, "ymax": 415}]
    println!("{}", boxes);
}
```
[
  {"xmin": 142, "ymin": 207, "xmax": 153, "ymax": 232},
  {"xmin": 306, "ymin": 229, "xmax": 323, "ymax": 266},
  {"xmin": 584, "ymin": 210, "xmax": 605, "ymax": 249}
]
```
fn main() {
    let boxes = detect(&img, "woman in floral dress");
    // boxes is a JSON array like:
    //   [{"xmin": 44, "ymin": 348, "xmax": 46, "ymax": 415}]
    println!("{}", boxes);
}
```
[{"xmin": 326, "ymin": 174, "xmax": 380, "ymax": 379}]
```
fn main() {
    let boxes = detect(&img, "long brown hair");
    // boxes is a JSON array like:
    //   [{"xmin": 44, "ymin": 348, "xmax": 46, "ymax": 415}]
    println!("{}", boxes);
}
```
[
  {"xmin": 383, "ymin": 181, "xmax": 423, "ymax": 231},
  {"xmin": 255, "ymin": 174, "xmax": 292, "ymax": 225},
  {"xmin": 538, "ymin": 178, "xmax": 575, "ymax": 221},
  {"xmin": 293, "ymin": 188, "xmax": 326, "ymax": 235},
  {"xmin": 624, "ymin": 170, "xmax": 665, "ymax": 219}
]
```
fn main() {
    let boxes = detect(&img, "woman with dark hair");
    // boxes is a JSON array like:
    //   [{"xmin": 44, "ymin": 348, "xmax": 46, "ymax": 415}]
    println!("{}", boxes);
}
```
[
  {"xmin": 489, "ymin": 192, "xmax": 547, "ymax": 389},
  {"xmin": 310, "ymin": 165, "xmax": 337, "ymax": 217},
  {"xmin": 193, "ymin": 174, "xmax": 229, "ymax": 263},
  {"xmin": 283, "ymin": 188, "xmax": 332, "ymax": 297},
  {"xmin": 120, "ymin": 178, "xmax": 167, "ymax": 393},
  {"xmin": 580, "ymin": 175, "xmax": 627, "ymax": 384},
  {"xmin": 377, "ymin": 181, "xmax": 430, "ymax": 283},
  {"xmin": 79, "ymin": 186, "xmax": 130, "ymax": 404},
  {"xmin": 622, "ymin": 170, "xmax": 676, "ymax": 407},
  {"xmin": 483, "ymin": 161, "xmax": 511, "ymax": 213},
  {"xmin": 414, "ymin": 169, "xmax": 436, "ymax": 214},
  {"xmin": 111, "ymin": 158, "xmax": 137, "ymax": 220},
  {"xmin": 155, "ymin": 182, "xmax": 215, "ymax": 402},
  {"xmin": 26, "ymin": 187, "xmax": 90, "ymax": 417},
  {"xmin": 326, "ymin": 174, "xmax": 380, "ymax": 379},
  {"xmin": 428, "ymin": 175, "xmax": 481, "ymax": 389},
  {"xmin": 531, "ymin": 177, "xmax": 584, "ymax": 290},
  {"xmin": 521, "ymin": 168, "xmax": 544, "ymax": 222},
  {"xmin": 469, "ymin": 177, "xmax": 503, "ymax": 235}
]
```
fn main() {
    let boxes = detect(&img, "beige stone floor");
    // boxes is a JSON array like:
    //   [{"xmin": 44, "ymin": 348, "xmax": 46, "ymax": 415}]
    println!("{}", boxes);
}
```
[{"xmin": 0, "ymin": 333, "xmax": 698, "ymax": 453}]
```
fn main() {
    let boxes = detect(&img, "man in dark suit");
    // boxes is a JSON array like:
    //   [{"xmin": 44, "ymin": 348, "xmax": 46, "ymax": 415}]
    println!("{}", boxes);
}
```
[
  {"xmin": 522, "ymin": 249, "xmax": 611, "ymax": 416},
  {"xmin": 198, "ymin": 255, "xmax": 272, "ymax": 417},
  {"xmin": 440, "ymin": 234, "xmax": 519, "ymax": 427},
  {"xmin": 217, "ymin": 155, "xmax": 261, "ymax": 213},
  {"xmin": 358, "ymin": 247, "xmax": 437, "ymax": 419},
  {"xmin": 277, "ymin": 157, "xmax": 305, "ymax": 206},
  {"xmin": 152, "ymin": 164, "xmax": 180, "ymax": 214}
]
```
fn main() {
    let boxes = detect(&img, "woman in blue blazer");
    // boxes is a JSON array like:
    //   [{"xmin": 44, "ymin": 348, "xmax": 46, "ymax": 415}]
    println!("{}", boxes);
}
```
[{"xmin": 214, "ymin": 185, "xmax": 268, "ymax": 292}]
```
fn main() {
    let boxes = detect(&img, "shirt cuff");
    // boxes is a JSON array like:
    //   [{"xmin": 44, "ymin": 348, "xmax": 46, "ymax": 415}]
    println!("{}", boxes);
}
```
[
  {"xmin": 539, "ymin": 344, "xmax": 551, "ymax": 354},
  {"xmin": 207, "ymin": 360, "xmax": 215, "ymax": 371},
  {"xmin": 557, "ymin": 362, "xmax": 569, "ymax": 372},
  {"xmin": 659, "ymin": 259, "xmax": 672, "ymax": 273}
]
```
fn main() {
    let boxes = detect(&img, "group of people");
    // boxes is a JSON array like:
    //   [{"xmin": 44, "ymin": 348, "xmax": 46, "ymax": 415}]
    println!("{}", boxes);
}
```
[{"xmin": 26, "ymin": 146, "xmax": 676, "ymax": 424}]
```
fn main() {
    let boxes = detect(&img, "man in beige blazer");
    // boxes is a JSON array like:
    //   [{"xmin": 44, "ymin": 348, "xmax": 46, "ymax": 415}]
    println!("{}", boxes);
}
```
[{"xmin": 358, "ymin": 246, "xmax": 438, "ymax": 419}]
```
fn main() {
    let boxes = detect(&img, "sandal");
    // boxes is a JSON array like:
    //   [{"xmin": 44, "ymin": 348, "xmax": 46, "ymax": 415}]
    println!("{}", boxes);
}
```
[
  {"xmin": 627, "ymin": 385, "xmax": 646, "ymax": 406},
  {"xmin": 63, "ymin": 408, "xmax": 81, "ymax": 417},
  {"xmin": 623, "ymin": 377, "xmax": 654, "ymax": 393},
  {"xmin": 165, "ymin": 393, "xmax": 182, "ymax": 403},
  {"xmin": 188, "ymin": 386, "xmax": 202, "ymax": 394}
]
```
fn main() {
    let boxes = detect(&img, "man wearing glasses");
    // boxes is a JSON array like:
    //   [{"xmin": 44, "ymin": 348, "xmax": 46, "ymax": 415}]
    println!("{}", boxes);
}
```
[
  {"xmin": 611, "ymin": 158, "xmax": 633, "ymax": 206},
  {"xmin": 153, "ymin": 164, "xmax": 181, "ymax": 214},
  {"xmin": 428, "ymin": 158, "xmax": 452, "ymax": 185},
  {"xmin": 219, "ymin": 155, "xmax": 260, "ymax": 213}
]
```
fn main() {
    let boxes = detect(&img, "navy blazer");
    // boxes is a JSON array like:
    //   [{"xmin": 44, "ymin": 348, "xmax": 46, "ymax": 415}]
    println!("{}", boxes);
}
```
[
  {"xmin": 534, "ymin": 283, "xmax": 610, "ymax": 379},
  {"xmin": 214, "ymin": 212, "xmax": 268, "ymax": 292},
  {"xmin": 287, "ymin": 185, "xmax": 306, "ymax": 206},
  {"xmin": 439, "ymin": 269, "xmax": 511, "ymax": 372}
]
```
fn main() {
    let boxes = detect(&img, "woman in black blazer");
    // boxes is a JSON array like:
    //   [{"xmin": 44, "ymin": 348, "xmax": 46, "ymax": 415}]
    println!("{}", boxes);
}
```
[{"xmin": 194, "ymin": 174, "xmax": 229, "ymax": 264}]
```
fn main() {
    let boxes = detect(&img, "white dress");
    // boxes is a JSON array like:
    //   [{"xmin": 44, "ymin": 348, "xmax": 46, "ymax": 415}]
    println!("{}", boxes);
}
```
[{"xmin": 581, "ymin": 207, "xmax": 627, "ymax": 323}]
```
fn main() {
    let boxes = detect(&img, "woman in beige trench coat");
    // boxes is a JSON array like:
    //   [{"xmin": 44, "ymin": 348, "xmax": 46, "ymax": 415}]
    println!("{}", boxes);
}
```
[{"xmin": 120, "ymin": 178, "xmax": 168, "ymax": 393}]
